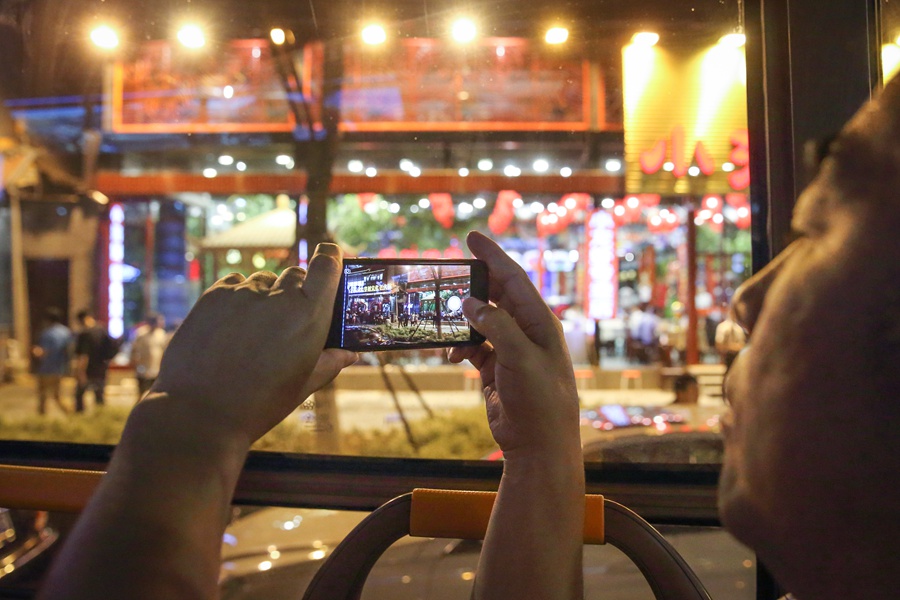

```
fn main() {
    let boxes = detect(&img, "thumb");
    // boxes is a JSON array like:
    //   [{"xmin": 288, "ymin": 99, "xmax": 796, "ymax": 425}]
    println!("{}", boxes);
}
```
[
  {"xmin": 298, "ymin": 349, "xmax": 359, "ymax": 399},
  {"xmin": 463, "ymin": 297, "xmax": 533, "ymax": 364}
]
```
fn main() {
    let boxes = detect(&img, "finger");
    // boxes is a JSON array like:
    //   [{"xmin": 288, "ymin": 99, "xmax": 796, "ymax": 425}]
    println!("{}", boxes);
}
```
[
  {"xmin": 466, "ymin": 231, "xmax": 560, "ymax": 348},
  {"xmin": 463, "ymin": 297, "xmax": 534, "ymax": 367},
  {"xmin": 212, "ymin": 272, "xmax": 245, "ymax": 288},
  {"xmin": 235, "ymin": 271, "xmax": 278, "ymax": 293},
  {"xmin": 454, "ymin": 342, "xmax": 497, "ymax": 389},
  {"xmin": 272, "ymin": 266, "xmax": 308, "ymax": 292},
  {"xmin": 300, "ymin": 243, "xmax": 344, "ymax": 313},
  {"xmin": 197, "ymin": 272, "xmax": 245, "ymax": 302},
  {"xmin": 297, "ymin": 349, "xmax": 359, "ymax": 399},
  {"xmin": 449, "ymin": 340, "xmax": 493, "ymax": 370}
]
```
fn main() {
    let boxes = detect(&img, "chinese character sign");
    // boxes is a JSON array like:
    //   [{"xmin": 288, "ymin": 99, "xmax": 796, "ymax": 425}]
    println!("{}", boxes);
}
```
[{"xmin": 623, "ymin": 41, "xmax": 748, "ymax": 195}]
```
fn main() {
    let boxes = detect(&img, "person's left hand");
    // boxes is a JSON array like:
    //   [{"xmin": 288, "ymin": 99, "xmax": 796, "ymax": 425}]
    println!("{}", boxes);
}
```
[{"xmin": 148, "ymin": 243, "xmax": 357, "ymax": 445}]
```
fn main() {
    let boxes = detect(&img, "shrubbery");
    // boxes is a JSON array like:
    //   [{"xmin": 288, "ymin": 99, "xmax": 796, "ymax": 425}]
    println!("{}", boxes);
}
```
[{"xmin": 0, "ymin": 406, "xmax": 496, "ymax": 460}]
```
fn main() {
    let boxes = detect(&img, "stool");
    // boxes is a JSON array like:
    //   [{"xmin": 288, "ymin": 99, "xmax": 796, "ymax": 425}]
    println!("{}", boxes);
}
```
[
  {"xmin": 573, "ymin": 368, "xmax": 595, "ymax": 390},
  {"xmin": 463, "ymin": 370, "xmax": 482, "ymax": 391},
  {"xmin": 620, "ymin": 369, "xmax": 642, "ymax": 389}
]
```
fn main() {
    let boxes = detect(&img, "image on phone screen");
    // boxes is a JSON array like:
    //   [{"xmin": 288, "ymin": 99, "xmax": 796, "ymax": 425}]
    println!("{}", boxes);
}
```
[{"xmin": 327, "ymin": 259, "xmax": 488, "ymax": 352}]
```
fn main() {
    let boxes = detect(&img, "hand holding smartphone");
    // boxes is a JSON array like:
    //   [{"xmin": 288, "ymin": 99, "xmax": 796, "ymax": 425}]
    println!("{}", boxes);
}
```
[{"xmin": 325, "ymin": 258, "xmax": 489, "ymax": 351}]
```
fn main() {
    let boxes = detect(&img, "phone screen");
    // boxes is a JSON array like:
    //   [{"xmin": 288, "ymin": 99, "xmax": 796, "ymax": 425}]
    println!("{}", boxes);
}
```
[{"xmin": 326, "ymin": 259, "xmax": 488, "ymax": 351}]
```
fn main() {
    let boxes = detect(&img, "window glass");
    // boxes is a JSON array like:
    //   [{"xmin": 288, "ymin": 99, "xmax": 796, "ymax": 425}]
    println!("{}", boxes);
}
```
[{"xmin": 0, "ymin": 1, "xmax": 747, "ymax": 466}]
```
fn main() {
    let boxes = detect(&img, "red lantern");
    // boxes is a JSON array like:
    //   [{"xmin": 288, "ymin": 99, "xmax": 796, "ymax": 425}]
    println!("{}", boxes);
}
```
[
  {"xmin": 422, "ymin": 249, "xmax": 442, "ymax": 259},
  {"xmin": 429, "ymin": 193, "xmax": 455, "ymax": 229},
  {"xmin": 357, "ymin": 193, "xmax": 377, "ymax": 209},
  {"xmin": 378, "ymin": 247, "xmax": 398, "ymax": 258},
  {"xmin": 612, "ymin": 202, "xmax": 629, "ymax": 227},
  {"xmin": 559, "ymin": 193, "xmax": 591, "ymax": 212},
  {"xmin": 443, "ymin": 246, "xmax": 465, "ymax": 259},
  {"xmin": 638, "ymin": 193, "xmax": 660, "ymax": 208},
  {"xmin": 725, "ymin": 193, "xmax": 747, "ymax": 208},
  {"xmin": 489, "ymin": 190, "xmax": 519, "ymax": 235}
]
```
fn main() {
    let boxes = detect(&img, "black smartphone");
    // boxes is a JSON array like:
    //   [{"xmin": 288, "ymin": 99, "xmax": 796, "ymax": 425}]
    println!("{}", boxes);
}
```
[{"xmin": 325, "ymin": 258, "xmax": 489, "ymax": 351}]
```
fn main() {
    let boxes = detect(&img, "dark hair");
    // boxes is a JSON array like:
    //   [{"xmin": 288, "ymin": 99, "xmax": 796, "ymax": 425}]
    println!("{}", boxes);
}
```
[
  {"xmin": 673, "ymin": 373, "xmax": 699, "ymax": 393},
  {"xmin": 44, "ymin": 307, "xmax": 64, "ymax": 323}
]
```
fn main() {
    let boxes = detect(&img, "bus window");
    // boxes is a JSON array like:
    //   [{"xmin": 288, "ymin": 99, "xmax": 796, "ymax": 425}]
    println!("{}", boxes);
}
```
[{"xmin": 0, "ymin": 0, "xmax": 750, "ymax": 471}]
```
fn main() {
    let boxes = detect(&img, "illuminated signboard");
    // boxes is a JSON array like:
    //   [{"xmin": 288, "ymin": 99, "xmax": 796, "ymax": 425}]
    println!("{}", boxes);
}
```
[
  {"xmin": 585, "ymin": 210, "xmax": 618, "ymax": 321},
  {"xmin": 623, "ymin": 40, "xmax": 748, "ymax": 194}
]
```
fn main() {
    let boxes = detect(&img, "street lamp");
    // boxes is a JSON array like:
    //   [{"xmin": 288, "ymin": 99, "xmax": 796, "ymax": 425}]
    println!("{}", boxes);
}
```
[
  {"xmin": 361, "ymin": 24, "xmax": 387, "ymax": 45},
  {"xmin": 545, "ymin": 27, "xmax": 569, "ymax": 45},
  {"xmin": 90, "ymin": 25, "xmax": 119, "ymax": 50},
  {"xmin": 451, "ymin": 18, "xmax": 477, "ymax": 44},
  {"xmin": 177, "ymin": 24, "xmax": 205, "ymax": 49}
]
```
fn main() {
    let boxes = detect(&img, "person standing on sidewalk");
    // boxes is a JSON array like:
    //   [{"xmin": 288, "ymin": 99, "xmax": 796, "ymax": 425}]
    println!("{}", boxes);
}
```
[
  {"xmin": 131, "ymin": 313, "xmax": 169, "ymax": 400},
  {"xmin": 31, "ymin": 307, "xmax": 73, "ymax": 416},
  {"xmin": 74, "ymin": 310, "xmax": 117, "ymax": 413}
]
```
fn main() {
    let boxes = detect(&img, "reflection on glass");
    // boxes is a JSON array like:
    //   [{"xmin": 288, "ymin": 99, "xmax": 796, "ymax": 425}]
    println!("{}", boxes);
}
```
[{"xmin": 883, "ymin": 1, "xmax": 900, "ymax": 83}]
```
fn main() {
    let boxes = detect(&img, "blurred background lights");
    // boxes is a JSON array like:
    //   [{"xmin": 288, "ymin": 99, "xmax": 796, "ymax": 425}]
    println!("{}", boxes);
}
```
[
  {"xmin": 631, "ymin": 32, "xmax": 659, "ymax": 47},
  {"xmin": 90, "ymin": 25, "xmax": 119, "ymax": 49},
  {"xmin": 458, "ymin": 167, "xmax": 470, "ymax": 176},
  {"xmin": 473, "ymin": 197, "xmax": 487, "ymax": 209},
  {"xmin": 270, "ymin": 28, "xmax": 286, "ymax": 45},
  {"xmin": 604, "ymin": 158, "xmax": 622, "ymax": 172},
  {"xmin": 275, "ymin": 154, "xmax": 292, "ymax": 165},
  {"xmin": 532, "ymin": 158, "xmax": 549, "ymax": 172},
  {"xmin": 218, "ymin": 155, "xmax": 234, "ymax": 166},
  {"xmin": 503, "ymin": 165, "xmax": 521, "ymax": 177},
  {"xmin": 236, "ymin": 161, "xmax": 247, "ymax": 171},
  {"xmin": 202, "ymin": 168, "xmax": 217, "ymax": 178},
  {"xmin": 362, "ymin": 24, "xmax": 387, "ymax": 45},
  {"xmin": 545, "ymin": 27, "xmax": 569, "ymax": 45},
  {"xmin": 601, "ymin": 197, "xmax": 615, "ymax": 209},
  {"xmin": 452, "ymin": 18, "xmax": 477, "ymax": 43},
  {"xmin": 560, "ymin": 166, "xmax": 572, "ymax": 177},
  {"xmin": 399, "ymin": 159, "xmax": 414, "ymax": 171},
  {"xmin": 223, "ymin": 85, "xmax": 234, "ymax": 99},
  {"xmin": 177, "ymin": 24, "xmax": 205, "ymax": 48},
  {"xmin": 365, "ymin": 167, "xmax": 378, "ymax": 177},
  {"xmin": 347, "ymin": 159, "xmax": 364, "ymax": 173},
  {"xmin": 477, "ymin": 158, "xmax": 493, "ymax": 171},
  {"xmin": 418, "ymin": 197, "xmax": 430, "ymax": 208},
  {"xmin": 719, "ymin": 33, "xmax": 746, "ymax": 47}
]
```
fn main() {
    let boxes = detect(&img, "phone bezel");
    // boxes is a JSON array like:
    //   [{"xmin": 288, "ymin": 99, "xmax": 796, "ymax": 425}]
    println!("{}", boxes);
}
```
[{"xmin": 326, "ymin": 258, "xmax": 488, "ymax": 351}]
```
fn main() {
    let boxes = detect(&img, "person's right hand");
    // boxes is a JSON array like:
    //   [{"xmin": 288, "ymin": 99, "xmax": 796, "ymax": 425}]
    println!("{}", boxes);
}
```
[{"xmin": 448, "ymin": 231, "xmax": 581, "ymax": 461}]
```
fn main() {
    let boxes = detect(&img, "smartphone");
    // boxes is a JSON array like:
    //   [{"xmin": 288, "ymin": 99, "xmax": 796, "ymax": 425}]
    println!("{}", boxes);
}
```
[{"xmin": 326, "ymin": 258, "xmax": 489, "ymax": 352}]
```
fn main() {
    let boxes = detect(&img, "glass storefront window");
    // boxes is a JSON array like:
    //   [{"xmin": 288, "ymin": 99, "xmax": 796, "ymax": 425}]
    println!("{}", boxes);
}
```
[{"xmin": 0, "ymin": 2, "xmax": 748, "ymax": 463}]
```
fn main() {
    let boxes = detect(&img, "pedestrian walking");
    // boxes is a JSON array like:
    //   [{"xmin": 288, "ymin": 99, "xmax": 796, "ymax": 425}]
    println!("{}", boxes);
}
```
[
  {"xmin": 74, "ymin": 310, "xmax": 118, "ymax": 413},
  {"xmin": 131, "ymin": 313, "xmax": 170, "ymax": 399},
  {"xmin": 31, "ymin": 307, "xmax": 73, "ymax": 415}
]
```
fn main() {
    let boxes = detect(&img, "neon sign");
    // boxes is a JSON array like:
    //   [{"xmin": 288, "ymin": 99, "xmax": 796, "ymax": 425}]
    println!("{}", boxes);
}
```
[{"xmin": 108, "ymin": 204, "xmax": 125, "ymax": 338}]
